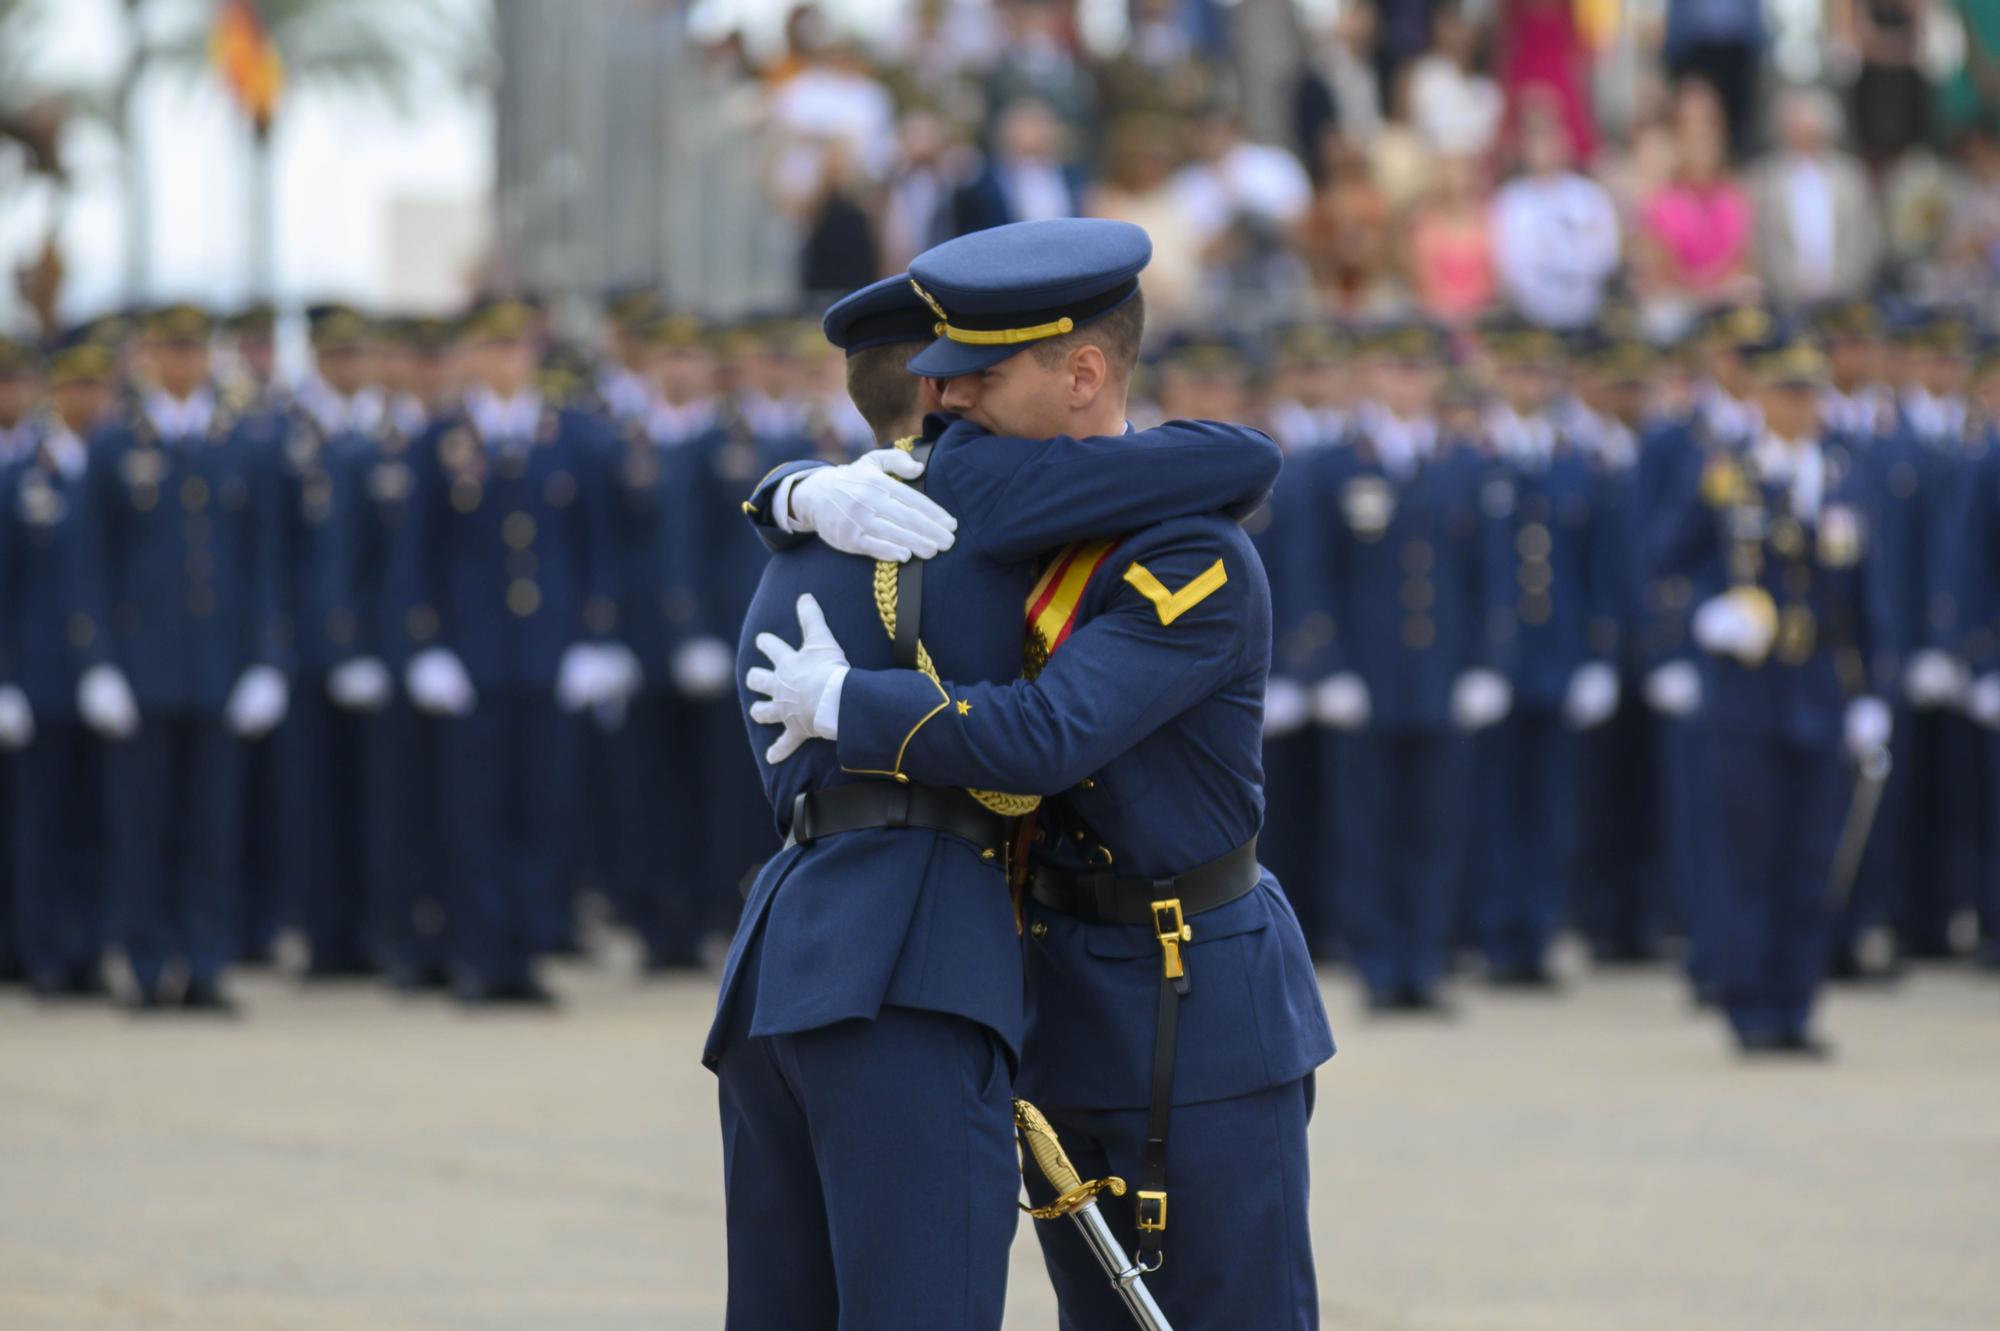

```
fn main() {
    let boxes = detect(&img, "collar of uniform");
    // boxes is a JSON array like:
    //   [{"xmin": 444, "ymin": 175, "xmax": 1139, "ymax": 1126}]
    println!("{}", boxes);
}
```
[
  {"xmin": 646, "ymin": 396, "xmax": 717, "ymax": 445},
  {"xmin": 1359, "ymin": 401, "xmax": 1436, "ymax": 472},
  {"xmin": 0, "ymin": 417, "xmax": 38, "ymax": 464},
  {"xmin": 41, "ymin": 426, "xmax": 85, "ymax": 479},
  {"xmin": 299, "ymin": 375, "xmax": 385, "ymax": 437},
  {"xmin": 1485, "ymin": 404, "xmax": 1557, "ymax": 465},
  {"xmin": 735, "ymin": 390, "xmax": 803, "ymax": 440},
  {"xmin": 1266, "ymin": 399, "xmax": 1344, "ymax": 452},
  {"xmin": 144, "ymin": 386, "xmax": 218, "ymax": 440},
  {"xmin": 465, "ymin": 385, "xmax": 544, "ymax": 445},
  {"xmin": 598, "ymin": 364, "xmax": 652, "ymax": 423},
  {"xmin": 1901, "ymin": 386, "xmax": 1966, "ymax": 441},
  {"xmin": 1699, "ymin": 385, "xmax": 1759, "ymax": 444},
  {"xmin": 1752, "ymin": 431, "xmax": 1826, "ymax": 516}
]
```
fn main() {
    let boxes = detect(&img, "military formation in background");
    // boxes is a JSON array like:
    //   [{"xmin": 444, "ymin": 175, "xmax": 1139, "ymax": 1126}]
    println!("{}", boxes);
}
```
[{"xmin": 0, "ymin": 288, "xmax": 1996, "ymax": 1048}]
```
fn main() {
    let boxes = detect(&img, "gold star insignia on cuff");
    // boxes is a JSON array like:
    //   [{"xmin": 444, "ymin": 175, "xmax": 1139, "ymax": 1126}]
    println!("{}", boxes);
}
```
[{"xmin": 955, "ymin": 699, "xmax": 972, "ymax": 715}]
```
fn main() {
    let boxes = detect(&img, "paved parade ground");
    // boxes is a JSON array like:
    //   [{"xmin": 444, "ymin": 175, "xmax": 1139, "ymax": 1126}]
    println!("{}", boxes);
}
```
[{"xmin": 2, "ymin": 951, "xmax": 1997, "ymax": 1331}]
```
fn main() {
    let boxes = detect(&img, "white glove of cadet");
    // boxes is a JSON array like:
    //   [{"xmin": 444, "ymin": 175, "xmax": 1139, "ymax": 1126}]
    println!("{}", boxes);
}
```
[
  {"xmin": 745, "ymin": 593, "xmax": 852, "ymax": 764},
  {"xmin": 1262, "ymin": 677, "xmax": 1310, "ymax": 739},
  {"xmin": 1564, "ymin": 661, "xmax": 1621, "ymax": 730},
  {"xmin": 225, "ymin": 665, "xmax": 289, "ymax": 738},
  {"xmin": 1451, "ymin": 668, "xmax": 1513, "ymax": 731},
  {"xmin": 1904, "ymin": 649, "xmax": 1969, "ymax": 709},
  {"xmin": 1312, "ymin": 673, "xmax": 1372, "ymax": 731},
  {"xmin": 556, "ymin": 643, "xmax": 610, "ymax": 713},
  {"xmin": 779, "ymin": 450, "xmax": 959, "ymax": 562},
  {"xmin": 76, "ymin": 664, "xmax": 139, "ymax": 739},
  {"xmin": 1970, "ymin": 672, "xmax": 2000, "ymax": 728},
  {"xmin": 327, "ymin": 657, "xmax": 393, "ymax": 712},
  {"xmin": 0, "ymin": 684, "xmax": 33, "ymax": 750},
  {"xmin": 1643, "ymin": 661, "xmax": 1702, "ymax": 717},
  {"xmin": 595, "ymin": 642, "xmax": 643, "ymax": 701},
  {"xmin": 1843, "ymin": 696, "xmax": 1893, "ymax": 761},
  {"xmin": 406, "ymin": 647, "xmax": 476, "ymax": 718},
  {"xmin": 671, "ymin": 636, "xmax": 736, "ymax": 702},
  {"xmin": 1692, "ymin": 592, "xmax": 1775, "ymax": 665}
]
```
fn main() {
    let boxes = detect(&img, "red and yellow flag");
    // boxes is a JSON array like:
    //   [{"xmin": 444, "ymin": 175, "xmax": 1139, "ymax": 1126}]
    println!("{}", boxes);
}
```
[{"xmin": 211, "ymin": 0, "xmax": 285, "ymax": 132}]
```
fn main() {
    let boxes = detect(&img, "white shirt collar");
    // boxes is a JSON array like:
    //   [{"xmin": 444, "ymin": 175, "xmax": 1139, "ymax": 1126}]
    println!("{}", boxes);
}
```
[
  {"xmin": 144, "ymin": 386, "xmax": 217, "ymax": 440},
  {"xmin": 42, "ymin": 427, "xmax": 86, "ymax": 479},
  {"xmin": 646, "ymin": 396, "xmax": 717, "ymax": 445},
  {"xmin": 1753, "ymin": 431, "xmax": 1826, "ymax": 519},
  {"xmin": 299, "ymin": 376, "xmax": 385, "ymax": 437},
  {"xmin": 1361, "ymin": 402, "xmax": 1436, "ymax": 478},
  {"xmin": 465, "ymin": 385, "xmax": 543, "ymax": 445},
  {"xmin": 1486, "ymin": 404, "xmax": 1558, "ymax": 466}
]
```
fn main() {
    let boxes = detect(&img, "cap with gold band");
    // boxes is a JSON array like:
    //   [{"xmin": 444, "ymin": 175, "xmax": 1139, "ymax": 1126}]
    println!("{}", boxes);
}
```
[
  {"xmin": 905, "ymin": 218, "xmax": 1151, "ymax": 378},
  {"xmin": 821, "ymin": 274, "xmax": 935, "ymax": 356}
]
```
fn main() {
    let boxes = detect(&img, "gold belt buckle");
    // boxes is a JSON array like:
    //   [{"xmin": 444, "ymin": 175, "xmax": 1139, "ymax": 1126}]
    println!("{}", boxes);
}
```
[
  {"xmin": 1150, "ymin": 898, "xmax": 1191, "ymax": 981},
  {"xmin": 1136, "ymin": 1190, "xmax": 1168, "ymax": 1232}
]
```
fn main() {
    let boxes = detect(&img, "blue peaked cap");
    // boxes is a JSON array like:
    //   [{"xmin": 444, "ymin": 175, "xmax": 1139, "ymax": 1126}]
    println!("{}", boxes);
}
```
[
  {"xmin": 821, "ymin": 274, "xmax": 937, "ymax": 356},
  {"xmin": 905, "ymin": 219, "xmax": 1151, "ymax": 378}
]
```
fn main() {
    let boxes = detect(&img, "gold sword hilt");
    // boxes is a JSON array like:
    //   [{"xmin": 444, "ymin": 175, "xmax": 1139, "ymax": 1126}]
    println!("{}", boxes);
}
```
[{"xmin": 1015, "ymin": 1099, "xmax": 1126, "ymax": 1220}]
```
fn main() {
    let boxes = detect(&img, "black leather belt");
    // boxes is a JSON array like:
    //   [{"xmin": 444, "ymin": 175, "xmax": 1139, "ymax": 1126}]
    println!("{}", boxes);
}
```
[
  {"xmin": 1028, "ymin": 835, "xmax": 1260, "ymax": 1274},
  {"xmin": 786, "ymin": 781, "xmax": 1007, "ymax": 857}
]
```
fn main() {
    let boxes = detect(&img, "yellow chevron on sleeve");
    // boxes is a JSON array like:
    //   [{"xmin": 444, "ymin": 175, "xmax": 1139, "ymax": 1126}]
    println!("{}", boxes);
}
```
[{"xmin": 1122, "ymin": 558, "xmax": 1228, "ymax": 626}]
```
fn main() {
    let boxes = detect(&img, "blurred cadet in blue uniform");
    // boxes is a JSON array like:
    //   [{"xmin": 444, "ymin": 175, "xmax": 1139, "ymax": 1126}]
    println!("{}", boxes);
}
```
[
  {"xmin": 1256, "ymin": 323, "xmax": 1349, "ymax": 956},
  {"xmin": 272, "ymin": 303, "xmax": 389, "ymax": 977},
  {"xmin": 1300, "ymin": 322, "xmax": 1512, "ymax": 1012},
  {"xmin": 72, "ymin": 303, "xmax": 290, "ymax": 1012},
  {"xmin": 1957, "ymin": 337, "xmax": 2000, "ymax": 967},
  {"xmin": 1470, "ymin": 314, "xmax": 1621, "ymax": 987},
  {"xmin": 1, "ymin": 325, "xmax": 119, "ymax": 997},
  {"xmin": 594, "ymin": 284, "xmax": 662, "ymax": 428},
  {"xmin": 1683, "ymin": 331, "xmax": 1893, "ymax": 1057},
  {"xmin": 387, "ymin": 295, "xmax": 624, "ymax": 1004},
  {"xmin": 712, "ymin": 227, "xmax": 1288, "ymax": 1327},
  {"xmin": 0, "ymin": 331, "xmax": 39, "ymax": 984},
  {"xmin": 222, "ymin": 301, "xmax": 284, "ymax": 414}
]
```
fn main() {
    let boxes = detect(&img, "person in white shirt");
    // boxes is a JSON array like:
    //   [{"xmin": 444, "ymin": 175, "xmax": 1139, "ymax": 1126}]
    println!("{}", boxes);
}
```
[
  {"xmin": 1406, "ymin": 6, "xmax": 1504, "ymax": 158},
  {"xmin": 1748, "ymin": 88, "xmax": 1882, "ymax": 305},
  {"xmin": 1491, "ymin": 105, "xmax": 1621, "ymax": 330}
]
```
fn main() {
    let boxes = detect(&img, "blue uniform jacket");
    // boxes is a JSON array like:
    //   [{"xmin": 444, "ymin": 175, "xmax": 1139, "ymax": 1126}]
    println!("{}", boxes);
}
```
[
  {"xmin": 0, "ymin": 447, "xmax": 89, "ymax": 719},
  {"xmin": 386, "ymin": 405, "xmax": 620, "ymax": 691},
  {"xmin": 674, "ymin": 412, "xmax": 816, "ymax": 648},
  {"xmin": 1294, "ymin": 435, "xmax": 1511, "ymax": 731},
  {"xmin": 1490, "ymin": 448, "xmax": 1621, "ymax": 710},
  {"xmin": 328, "ymin": 416, "xmax": 426, "ymax": 666},
  {"xmin": 703, "ymin": 415, "xmax": 1284, "ymax": 1072},
  {"xmin": 71, "ymin": 405, "xmax": 282, "ymax": 713},
  {"xmin": 266, "ymin": 412, "xmax": 372, "ymax": 677},
  {"xmin": 836, "ymin": 513, "xmax": 1335, "ymax": 1109},
  {"xmin": 598, "ymin": 418, "xmax": 717, "ymax": 680}
]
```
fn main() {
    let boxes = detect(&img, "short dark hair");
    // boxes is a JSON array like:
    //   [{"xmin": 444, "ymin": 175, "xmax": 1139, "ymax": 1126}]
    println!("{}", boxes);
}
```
[
  {"xmin": 1028, "ymin": 289, "xmax": 1145, "ymax": 379},
  {"xmin": 845, "ymin": 341, "xmax": 924, "ymax": 440}
]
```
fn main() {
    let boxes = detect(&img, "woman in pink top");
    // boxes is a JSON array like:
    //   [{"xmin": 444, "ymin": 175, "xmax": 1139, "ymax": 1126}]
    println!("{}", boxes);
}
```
[
  {"xmin": 1406, "ymin": 152, "xmax": 1497, "ymax": 324},
  {"xmin": 1637, "ymin": 81, "xmax": 1756, "ymax": 304}
]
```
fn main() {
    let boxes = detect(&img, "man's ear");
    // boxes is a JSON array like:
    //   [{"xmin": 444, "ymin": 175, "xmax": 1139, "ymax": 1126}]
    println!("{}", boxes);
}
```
[{"xmin": 1068, "ymin": 343, "xmax": 1108, "ymax": 409}]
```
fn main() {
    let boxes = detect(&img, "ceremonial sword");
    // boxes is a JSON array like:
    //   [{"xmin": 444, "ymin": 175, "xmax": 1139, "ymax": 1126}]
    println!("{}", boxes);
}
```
[
  {"xmin": 1015, "ymin": 1099, "xmax": 1175, "ymax": 1331},
  {"xmin": 1828, "ymin": 744, "xmax": 1893, "ymax": 914}
]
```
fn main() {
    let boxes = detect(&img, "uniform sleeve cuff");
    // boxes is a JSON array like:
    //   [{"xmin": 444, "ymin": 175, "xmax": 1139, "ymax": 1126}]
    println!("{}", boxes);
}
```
[
  {"xmin": 815, "ymin": 664, "xmax": 849, "ymax": 739},
  {"xmin": 772, "ymin": 473, "xmax": 804, "ymax": 534}
]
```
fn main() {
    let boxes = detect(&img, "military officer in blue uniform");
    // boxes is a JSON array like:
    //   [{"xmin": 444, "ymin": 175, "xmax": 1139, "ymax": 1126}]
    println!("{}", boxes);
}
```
[
  {"xmin": 594, "ymin": 284, "xmax": 662, "ymax": 427},
  {"xmin": 1956, "ymin": 337, "xmax": 2000, "ymax": 965},
  {"xmin": 711, "ymin": 227, "xmax": 1291, "ymax": 1329},
  {"xmin": 1471, "ymin": 314, "xmax": 1621, "ymax": 985},
  {"xmin": 1, "ymin": 328, "xmax": 115, "ymax": 996},
  {"xmin": 1683, "ymin": 332, "xmax": 1894, "ymax": 1056},
  {"xmin": 70, "ymin": 303, "xmax": 291, "ymax": 1011},
  {"xmin": 386, "ymin": 295, "xmax": 623, "ymax": 1004},
  {"xmin": 0, "ymin": 332, "xmax": 40, "ymax": 983},
  {"xmin": 1298, "ymin": 321, "xmax": 1512, "ymax": 1011}
]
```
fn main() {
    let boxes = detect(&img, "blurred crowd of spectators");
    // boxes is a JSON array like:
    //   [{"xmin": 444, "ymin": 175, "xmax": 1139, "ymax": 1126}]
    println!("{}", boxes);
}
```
[{"xmin": 695, "ymin": 0, "xmax": 2000, "ymax": 341}]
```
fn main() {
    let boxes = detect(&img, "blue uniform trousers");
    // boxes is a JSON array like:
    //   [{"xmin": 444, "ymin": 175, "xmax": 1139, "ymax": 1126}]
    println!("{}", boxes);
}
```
[
  {"xmin": 1024, "ymin": 1079, "xmax": 1319, "ymax": 1331},
  {"xmin": 440, "ymin": 692, "xmax": 582, "ymax": 985},
  {"xmin": 1574, "ymin": 694, "xmax": 1666, "ymax": 960},
  {"xmin": 603, "ymin": 689, "xmax": 706, "ymax": 964},
  {"xmin": 1262, "ymin": 731, "xmax": 1335, "ymax": 957},
  {"xmin": 1982, "ymin": 730, "xmax": 2000, "ymax": 967},
  {"xmin": 106, "ymin": 714, "xmax": 242, "ymax": 992},
  {"xmin": 1716, "ymin": 732, "xmax": 1846, "ymax": 1042},
  {"xmin": 1476, "ymin": 706, "xmax": 1578, "ymax": 972},
  {"xmin": 366, "ymin": 703, "xmax": 448, "ymax": 980},
  {"xmin": 1897, "ymin": 709, "xmax": 1984, "ymax": 956},
  {"xmin": 716, "ymin": 942, "xmax": 1017, "ymax": 1331},
  {"xmin": 689, "ymin": 696, "xmax": 774, "ymax": 926},
  {"xmin": 1661, "ymin": 715, "xmax": 1728, "ymax": 995},
  {"xmin": 1829, "ymin": 702, "xmax": 1910, "ymax": 962},
  {"xmin": 238, "ymin": 730, "xmax": 288, "ymax": 959},
  {"xmin": 8, "ymin": 722, "xmax": 104, "ymax": 985},
  {"xmin": 281, "ymin": 687, "xmax": 374, "ymax": 973},
  {"xmin": 1331, "ymin": 729, "xmax": 1467, "ymax": 1000},
  {"xmin": 0, "ymin": 756, "xmax": 12, "ymax": 979}
]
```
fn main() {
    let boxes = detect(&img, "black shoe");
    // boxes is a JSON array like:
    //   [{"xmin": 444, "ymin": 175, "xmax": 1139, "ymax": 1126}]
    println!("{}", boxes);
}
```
[
  {"xmin": 1689, "ymin": 982, "xmax": 1722, "ymax": 1011},
  {"xmin": 1738, "ymin": 1030, "xmax": 1833, "ymax": 1060},
  {"xmin": 1365, "ymin": 987, "xmax": 1403, "ymax": 1013},
  {"xmin": 181, "ymin": 979, "xmax": 241, "ymax": 1015},
  {"xmin": 389, "ymin": 962, "xmax": 451, "ymax": 993},
  {"xmin": 642, "ymin": 950, "xmax": 707, "ymax": 976},
  {"xmin": 126, "ymin": 987, "xmax": 176, "ymax": 1014},
  {"xmin": 303, "ymin": 958, "xmax": 378, "ymax": 981},
  {"xmin": 1400, "ymin": 987, "xmax": 1457, "ymax": 1018},
  {"xmin": 1489, "ymin": 962, "xmax": 1560, "ymax": 991},
  {"xmin": 456, "ymin": 975, "xmax": 558, "ymax": 1008},
  {"xmin": 32, "ymin": 968, "xmax": 107, "ymax": 1001}
]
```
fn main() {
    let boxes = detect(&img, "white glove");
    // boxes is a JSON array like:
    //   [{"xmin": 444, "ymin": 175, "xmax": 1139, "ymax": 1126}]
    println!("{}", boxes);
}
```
[
  {"xmin": 1692, "ymin": 593, "xmax": 1775, "ymax": 664},
  {"xmin": 671, "ymin": 637, "xmax": 736, "ymax": 702},
  {"xmin": 327, "ymin": 657, "xmax": 393, "ymax": 712},
  {"xmin": 1843, "ymin": 696, "xmax": 1893, "ymax": 761},
  {"xmin": 225, "ymin": 665, "xmax": 289, "ymax": 738},
  {"xmin": 780, "ymin": 449, "xmax": 959, "ymax": 561},
  {"xmin": 1564, "ymin": 661, "xmax": 1621, "ymax": 730},
  {"xmin": 556, "ymin": 643, "xmax": 610, "ymax": 713},
  {"xmin": 1643, "ymin": 661, "xmax": 1703, "ymax": 717},
  {"xmin": 1905, "ymin": 649, "xmax": 1969, "ymax": 709},
  {"xmin": 1312, "ymin": 673, "xmax": 1372, "ymax": 731},
  {"xmin": 1262, "ymin": 677, "xmax": 1310, "ymax": 738},
  {"xmin": 745, "ymin": 593, "xmax": 852, "ymax": 763},
  {"xmin": 1970, "ymin": 672, "xmax": 2000, "ymax": 728},
  {"xmin": 0, "ymin": 685, "xmax": 33, "ymax": 750},
  {"xmin": 406, "ymin": 647, "xmax": 476, "ymax": 718},
  {"xmin": 1451, "ymin": 668, "xmax": 1513, "ymax": 731},
  {"xmin": 596, "ymin": 642, "xmax": 643, "ymax": 701},
  {"xmin": 77, "ymin": 664, "xmax": 140, "ymax": 739}
]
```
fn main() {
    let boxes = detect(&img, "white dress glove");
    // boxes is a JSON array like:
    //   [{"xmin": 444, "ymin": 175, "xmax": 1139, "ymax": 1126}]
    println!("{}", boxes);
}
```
[
  {"xmin": 1644, "ymin": 661, "xmax": 1702, "ymax": 717},
  {"xmin": 1904, "ymin": 650, "xmax": 1969, "ymax": 709},
  {"xmin": 779, "ymin": 450, "xmax": 959, "ymax": 561},
  {"xmin": 1969, "ymin": 672, "xmax": 2000, "ymax": 728},
  {"xmin": 1451, "ymin": 668, "xmax": 1513, "ymax": 731},
  {"xmin": 406, "ymin": 647, "xmax": 476, "ymax": 718},
  {"xmin": 596, "ymin": 642, "xmax": 643, "ymax": 701},
  {"xmin": 556, "ymin": 643, "xmax": 609, "ymax": 713},
  {"xmin": 1312, "ymin": 673, "xmax": 1372, "ymax": 731},
  {"xmin": 1564, "ymin": 661, "xmax": 1621, "ymax": 730},
  {"xmin": 225, "ymin": 665, "xmax": 290, "ymax": 738},
  {"xmin": 1692, "ymin": 593, "xmax": 1775, "ymax": 664},
  {"xmin": 1262, "ymin": 677, "xmax": 1310, "ymax": 739},
  {"xmin": 671, "ymin": 637, "xmax": 736, "ymax": 702},
  {"xmin": 77, "ymin": 664, "xmax": 140, "ymax": 739},
  {"xmin": 1843, "ymin": 696, "xmax": 1893, "ymax": 761},
  {"xmin": 745, "ymin": 593, "xmax": 852, "ymax": 764},
  {"xmin": 0, "ymin": 685, "xmax": 34, "ymax": 750},
  {"xmin": 327, "ymin": 657, "xmax": 393, "ymax": 712}
]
